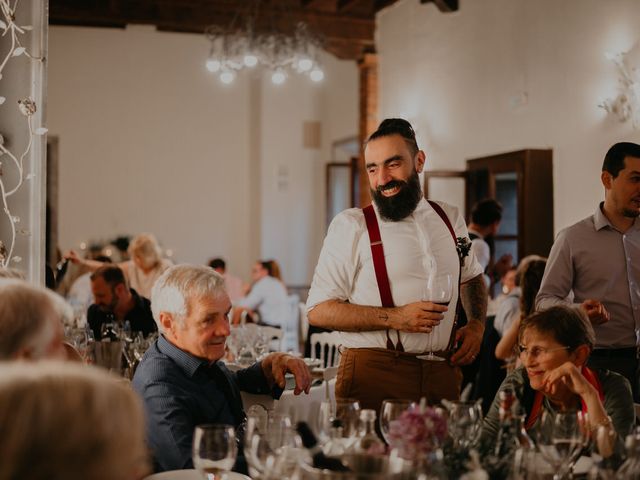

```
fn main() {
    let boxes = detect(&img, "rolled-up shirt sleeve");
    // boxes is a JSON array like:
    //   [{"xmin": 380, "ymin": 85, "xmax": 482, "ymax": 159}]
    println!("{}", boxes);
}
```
[
  {"xmin": 536, "ymin": 228, "xmax": 575, "ymax": 311},
  {"xmin": 306, "ymin": 211, "xmax": 362, "ymax": 311}
]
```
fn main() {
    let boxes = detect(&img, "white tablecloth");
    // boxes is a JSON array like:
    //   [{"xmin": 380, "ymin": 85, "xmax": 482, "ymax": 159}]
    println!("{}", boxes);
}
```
[{"xmin": 241, "ymin": 379, "xmax": 336, "ymax": 426}]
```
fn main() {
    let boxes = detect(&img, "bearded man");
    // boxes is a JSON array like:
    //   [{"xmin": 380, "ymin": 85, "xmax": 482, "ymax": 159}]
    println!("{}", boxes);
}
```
[
  {"xmin": 537, "ymin": 142, "xmax": 640, "ymax": 401},
  {"xmin": 88, "ymin": 265, "xmax": 157, "ymax": 340},
  {"xmin": 306, "ymin": 118, "xmax": 488, "ymax": 413}
]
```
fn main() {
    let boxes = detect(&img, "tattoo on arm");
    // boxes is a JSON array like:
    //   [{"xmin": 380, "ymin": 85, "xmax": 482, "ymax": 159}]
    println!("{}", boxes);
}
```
[{"xmin": 460, "ymin": 274, "xmax": 488, "ymax": 325}]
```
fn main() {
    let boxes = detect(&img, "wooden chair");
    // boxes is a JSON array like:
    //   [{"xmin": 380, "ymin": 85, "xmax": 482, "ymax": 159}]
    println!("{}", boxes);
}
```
[{"xmin": 310, "ymin": 331, "xmax": 342, "ymax": 368}]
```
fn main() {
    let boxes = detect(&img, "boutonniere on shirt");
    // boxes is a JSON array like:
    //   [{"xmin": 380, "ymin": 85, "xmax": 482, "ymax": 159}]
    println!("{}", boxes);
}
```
[{"xmin": 456, "ymin": 236, "xmax": 472, "ymax": 266}]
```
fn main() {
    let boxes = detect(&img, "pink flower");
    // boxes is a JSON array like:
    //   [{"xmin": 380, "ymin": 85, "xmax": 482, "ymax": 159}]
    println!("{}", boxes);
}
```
[{"xmin": 387, "ymin": 405, "xmax": 447, "ymax": 460}]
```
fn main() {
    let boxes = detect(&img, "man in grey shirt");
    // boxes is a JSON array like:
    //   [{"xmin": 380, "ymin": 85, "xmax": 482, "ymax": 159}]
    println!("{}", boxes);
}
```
[{"xmin": 536, "ymin": 142, "xmax": 640, "ymax": 400}]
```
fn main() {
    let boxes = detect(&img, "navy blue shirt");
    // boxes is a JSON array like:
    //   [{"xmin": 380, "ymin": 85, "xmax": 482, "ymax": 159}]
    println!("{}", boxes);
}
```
[{"xmin": 132, "ymin": 335, "xmax": 275, "ymax": 472}]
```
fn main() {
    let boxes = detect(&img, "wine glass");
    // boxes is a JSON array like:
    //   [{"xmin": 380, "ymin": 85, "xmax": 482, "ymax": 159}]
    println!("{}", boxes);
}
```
[
  {"xmin": 422, "ymin": 273, "xmax": 453, "ymax": 361},
  {"xmin": 192, "ymin": 424, "xmax": 238, "ymax": 480},
  {"xmin": 443, "ymin": 400, "xmax": 483, "ymax": 449},
  {"xmin": 379, "ymin": 399, "xmax": 416, "ymax": 444},
  {"xmin": 245, "ymin": 413, "xmax": 300, "ymax": 479},
  {"xmin": 535, "ymin": 411, "xmax": 584, "ymax": 480}
]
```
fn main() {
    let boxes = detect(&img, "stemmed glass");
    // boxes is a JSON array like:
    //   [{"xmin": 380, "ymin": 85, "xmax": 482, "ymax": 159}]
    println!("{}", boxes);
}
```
[
  {"xmin": 379, "ymin": 399, "xmax": 416, "ymax": 444},
  {"xmin": 245, "ymin": 413, "xmax": 300, "ymax": 479},
  {"xmin": 536, "ymin": 410, "xmax": 585, "ymax": 480},
  {"xmin": 193, "ymin": 424, "xmax": 238, "ymax": 480},
  {"xmin": 443, "ymin": 400, "xmax": 484, "ymax": 449},
  {"xmin": 423, "ymin": 273, "xmax": 453, "ymax": 361},
  {"xmin": 317, "ymin": 398, "xmax": 361, "ymax": 451}
]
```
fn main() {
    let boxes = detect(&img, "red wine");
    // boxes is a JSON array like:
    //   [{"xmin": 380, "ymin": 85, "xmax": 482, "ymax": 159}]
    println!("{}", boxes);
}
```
[{"xmin": 434, "ymin": 301, "xmax": 450, "ymax": 307}]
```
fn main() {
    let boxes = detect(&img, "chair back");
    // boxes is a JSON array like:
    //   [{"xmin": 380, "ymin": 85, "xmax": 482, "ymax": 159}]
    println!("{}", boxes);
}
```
[{"xmin": 310, "ymin": 331, "xmax": 342, "ymax": 368}]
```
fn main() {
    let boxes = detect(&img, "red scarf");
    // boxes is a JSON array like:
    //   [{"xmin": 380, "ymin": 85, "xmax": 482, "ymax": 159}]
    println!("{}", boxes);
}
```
[{"xmin": 525, "ymin": 366, "xmax": 604, "ymax": 430}]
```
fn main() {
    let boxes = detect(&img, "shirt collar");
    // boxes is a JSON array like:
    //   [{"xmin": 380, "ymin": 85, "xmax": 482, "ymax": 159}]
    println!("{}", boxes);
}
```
[
  {"xmin": 593, "ymin": 201, "xmax": 640, "ymax": 232},
  {"xmin": 593, "ymin": 202, "xmax": 612, "ymax": 231},
  {"xmin": 156, "ymin": 335, "xmax": 212, "ymax": 378}
]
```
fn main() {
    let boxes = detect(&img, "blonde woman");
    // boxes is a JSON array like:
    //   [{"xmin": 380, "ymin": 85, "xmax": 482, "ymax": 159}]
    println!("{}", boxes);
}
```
[
  {"xmin": 66, "ymin": 233, "xmax": 172, "ymax": 298},
  {"xmin": 0, "ymin": 361, "xmax": 149, "ymax": 480}
]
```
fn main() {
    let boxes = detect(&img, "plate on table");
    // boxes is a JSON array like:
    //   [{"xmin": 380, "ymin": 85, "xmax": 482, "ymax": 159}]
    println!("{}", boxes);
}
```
[{"xmin": 144, "ymin": 469, "xmax": 251, "ymax": 480}]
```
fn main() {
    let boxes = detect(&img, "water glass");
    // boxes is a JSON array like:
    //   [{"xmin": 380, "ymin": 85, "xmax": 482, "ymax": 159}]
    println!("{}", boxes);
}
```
[{"xmin": 193, "ymin": 424, "xmax": 237, "ymax": 480}]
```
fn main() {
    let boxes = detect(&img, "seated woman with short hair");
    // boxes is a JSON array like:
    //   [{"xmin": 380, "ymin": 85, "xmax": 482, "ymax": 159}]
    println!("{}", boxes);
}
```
[
  {"xmin": 0, "ymin": 361, "xmax": 149, "ymax": 480},
  {"xmin": 480, "ymin": 305, "xmax": 634, "ymax": 451}
]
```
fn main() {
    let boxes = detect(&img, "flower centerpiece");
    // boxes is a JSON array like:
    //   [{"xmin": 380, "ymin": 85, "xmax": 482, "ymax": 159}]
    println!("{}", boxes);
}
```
[{"xmin": 386, "ymin": 399, "xmax": 448, "ymax": 461}]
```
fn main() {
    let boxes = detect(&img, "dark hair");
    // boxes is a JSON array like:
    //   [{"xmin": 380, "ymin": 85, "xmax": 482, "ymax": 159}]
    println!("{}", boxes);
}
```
[
  {"xmin": 260, "ymin": 259, "xmax": 282, "ymax": 281},
  {"xmin": 208, "ymin": 258, "xmax": 226, "ymax": 271},
  {"xmin": 90, "ymin": 265, "xmax": 127, "ymax": 289},
  {"xmin": 471, "ymin": 198, "xmax": 503, "ymax": 226},
  {"xmin": 519, "ymin": 305, "xmax": 595, "ymax": 352},
  {"xmin": 602, "ymin": 142, "xmax": 640, "ymax": 178},
  {"xmin": 518, "ymin": 258, "xmax": 547, "ymax": 317},
  {"xmin": 366, "ymin": 118, "xmax": 419, "ymax": 156},
  {"xmin": 94, "ymin": 255, "xmax": 112, "ymax": 264}
]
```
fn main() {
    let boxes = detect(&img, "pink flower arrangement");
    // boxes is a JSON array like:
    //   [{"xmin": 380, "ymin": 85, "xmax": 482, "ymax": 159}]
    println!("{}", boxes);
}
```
[{"xmin": 387, "ymin": 404, "xmax": 448, "ymax": 460}]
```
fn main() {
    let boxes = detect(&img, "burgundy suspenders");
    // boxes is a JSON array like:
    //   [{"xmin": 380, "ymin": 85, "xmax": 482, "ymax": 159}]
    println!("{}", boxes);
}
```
[{"xmin": 363, "ymin": 202, "xmax": 463, "ymax": 352}]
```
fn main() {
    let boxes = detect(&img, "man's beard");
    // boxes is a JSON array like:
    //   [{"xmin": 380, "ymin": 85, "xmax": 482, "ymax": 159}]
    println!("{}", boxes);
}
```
[
  {"xmin": 622, "ymin": 208, "xmax": 640, "ymax": 218},
  {"xmin": 371, "ymin": 170, "xmax": 423, "ymax": 221}
]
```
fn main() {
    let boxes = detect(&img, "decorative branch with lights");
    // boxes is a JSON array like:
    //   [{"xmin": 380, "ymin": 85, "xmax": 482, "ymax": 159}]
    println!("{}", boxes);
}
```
[
  {"xmin": 0, "ymin": 0, "xmax": 46, "ymax": 268},
  {"xmin": 600, "ymin": 49, "xmax": 640, "ymax": 129}
]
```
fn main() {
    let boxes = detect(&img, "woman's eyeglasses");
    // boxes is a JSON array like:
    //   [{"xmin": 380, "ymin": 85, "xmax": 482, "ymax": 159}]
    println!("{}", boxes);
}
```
[{"xmin": 517, "ymin": 344, "xmax": 570, "ymax": 359}]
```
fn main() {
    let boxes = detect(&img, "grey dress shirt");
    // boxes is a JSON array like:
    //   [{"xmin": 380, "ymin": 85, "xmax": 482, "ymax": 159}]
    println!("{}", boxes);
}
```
[
  {"xmin": 132, "ymin": 335, "xmax": 276, "ymax": 472},
  {"xmin": 536, "ymin": 203, "xmax": 640, "ymax": 348}
]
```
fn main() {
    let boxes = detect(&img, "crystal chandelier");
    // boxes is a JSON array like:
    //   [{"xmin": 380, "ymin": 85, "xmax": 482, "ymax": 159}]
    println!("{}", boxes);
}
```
[{"xmin": 204, "ymin": 1, "xmax": 325, "ymax": 85}]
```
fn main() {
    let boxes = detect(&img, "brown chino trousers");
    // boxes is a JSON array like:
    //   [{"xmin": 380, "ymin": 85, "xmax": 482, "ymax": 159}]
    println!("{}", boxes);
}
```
[{"xmin": 335, "ymin": 347, "xmax": 463, "ymax": 414}]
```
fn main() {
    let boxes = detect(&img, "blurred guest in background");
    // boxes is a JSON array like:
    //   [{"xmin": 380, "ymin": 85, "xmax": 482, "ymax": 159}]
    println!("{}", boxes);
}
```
[
  {"xmin": 536, "ymin": 142, "xmax": 640, "ymax": 400},
  {"xmin": 0, "ymin": 279, "xmax": 66, "ymax": 360},
  {"xmin": 0, "ymin": 361, "xmax": 149, "ymax": 480},
  {"xmin": 208, "ymin": 257, "xmax": 245, "ymax": 302},
  {"xmin": 66, "ymin": 233, "xmax": 172, "ymax": 299},
  {"xmin": 467, "ymin": 198, "xmax": 513, "ymax": 295},
  {"xmin": 233, "ymin": 259, "xmax": 289, "ymax": 328},
  {"xmin": 66, "ymin": 255, "xmax": 112, "ymax": 314},
  {"xmin": 88, "ymin": 265, "xmax": 157, "ymax": 341},
  {"xmin": 132, "ymin": 264, "xmax": 310, "ymax": 473},
  {"xmin": 495, "ymin": 256, "xmax": 547, "ymax": 363}
]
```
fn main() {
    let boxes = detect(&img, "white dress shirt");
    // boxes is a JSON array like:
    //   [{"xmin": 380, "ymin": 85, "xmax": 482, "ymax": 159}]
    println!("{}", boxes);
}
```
[{"xmin": 307, "ymin": 198, "xmax": 484, "ymax": 353}]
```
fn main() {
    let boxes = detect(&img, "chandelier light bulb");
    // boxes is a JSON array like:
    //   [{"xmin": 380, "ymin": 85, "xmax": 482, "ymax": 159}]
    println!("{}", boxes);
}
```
[
  {"xmin": 310, "ymin": 67, "xmax": 325, "ymax": 82},
  {"xmin": 206, "ymin": 58, "xmax": 221, "ymax": 72},
  {"xmin": 243, "ymin": 54, "xmax": 259, "ymax": 67},
  {"xmin": 220, "ymin": 70, "xmax": 236, "ymax": 84},
  {"xmin": 271, "ymin": 69, "xmax": 287, "ymax": 85},
  {"xmin": 297, "ymin": 57, "xmax": 313, "ymax": 72}
]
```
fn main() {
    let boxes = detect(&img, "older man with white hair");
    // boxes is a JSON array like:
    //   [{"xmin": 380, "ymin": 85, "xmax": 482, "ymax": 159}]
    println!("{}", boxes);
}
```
[
  {"xmin": 132, "ymin": 264, "xmax": 311, "ymax": 473},
  {"xmin": 0, "ymin": 278, "xmax": 67, "ymax": 360}
]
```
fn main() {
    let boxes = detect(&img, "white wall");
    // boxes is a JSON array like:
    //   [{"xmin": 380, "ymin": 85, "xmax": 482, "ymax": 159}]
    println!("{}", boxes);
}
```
[
  {"xmin": 48, "ymin": 25, "xmax": 358, "ymax": 285},
  {"xmin": 377, "ymin": 0, "xmax": 640, "ymax": 234}
]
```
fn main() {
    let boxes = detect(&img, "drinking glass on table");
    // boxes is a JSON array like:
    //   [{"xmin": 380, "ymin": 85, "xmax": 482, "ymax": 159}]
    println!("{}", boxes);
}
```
[
  {"xmin": 379, "ymin": 398, "xmax": 416, "ymax": 444},
  {"xmin": 422, "ymin": 273, "xmax": 453, "ymax": 361},
  {"xmin": 535, "ymin": 410, "xmax": 585, "ymax": 480},
  {"xmin": 193, "ymin": 424, "xmax": 237, "ymax": 480}
]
